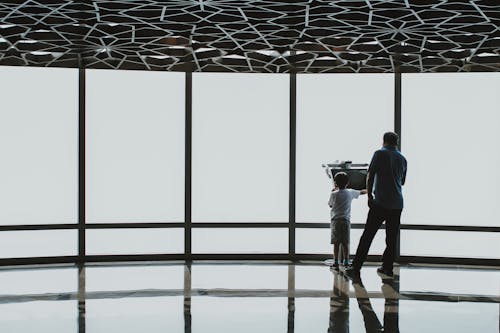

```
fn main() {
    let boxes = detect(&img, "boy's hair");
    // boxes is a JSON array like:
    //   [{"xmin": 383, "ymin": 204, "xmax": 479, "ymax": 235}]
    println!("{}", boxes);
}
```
[
  {"xmin": 383, "ymin": 131, "xmax": 399, "ymax": 146},
  {"xmin": 334, "ymin": 172, "xmax": 349, "ymax": 189}
]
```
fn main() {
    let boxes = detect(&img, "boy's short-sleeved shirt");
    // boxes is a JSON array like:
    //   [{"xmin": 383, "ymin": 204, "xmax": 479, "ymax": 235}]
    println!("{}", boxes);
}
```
[{"xmin": 328, "ymin": 189, "xmax": 361, "ymax": 220}]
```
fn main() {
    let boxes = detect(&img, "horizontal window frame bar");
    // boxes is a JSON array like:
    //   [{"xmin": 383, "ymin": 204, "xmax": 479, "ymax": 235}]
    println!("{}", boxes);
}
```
[
  {"xmin": 0, "ymin": 224, "xmax": 78, "ymax": 232},
  {"xmin": 85, "ymin": 223, "xmax": 185, "ymax": 229},
  {"xmin": 0, "ymin": 256, "xmax": 78, "ymax": 266},
  {"xmin": 296, "ymin": 223, "xmax": 500, "ymax": 232},
  {"xmin": 398, "ymin": 255, "xmax": 500, "ymax": 267},
  {"xmin": 191, "ymin": 223, "xmax": 288, "ymax": 228},
  {"xmin": 0, "ymin": 254, "xmax": 497, "ymax": 267},
  {"xmin": 0, "ymin": 223, "xmax": 498, "ymax": 232}
]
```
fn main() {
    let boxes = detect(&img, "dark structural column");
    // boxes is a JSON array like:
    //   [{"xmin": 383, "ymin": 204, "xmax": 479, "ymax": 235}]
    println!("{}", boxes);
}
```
[
  {"xmin": 78, "ymin": 66, "xmax": 86, "ymax": 263},
  {"xmin": 394, "ymin": 72, "xmax": 402, "ymax": 151},
  {"xmin": 394, "ymin": 72, "xmax": 402, "ymax": 261},
  {"xmin": 185, "ymin": 72, "xmax": 193, "ymax": 259},
  {"xmin": 289, "ymin": 73, "xmax": 297, "ymax": 259}
]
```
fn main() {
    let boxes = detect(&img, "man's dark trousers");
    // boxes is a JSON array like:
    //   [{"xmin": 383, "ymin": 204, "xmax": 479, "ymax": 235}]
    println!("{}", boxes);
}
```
[{"xmin": 352, "ymin": 203, "xmax": 402, "ymax": 272}]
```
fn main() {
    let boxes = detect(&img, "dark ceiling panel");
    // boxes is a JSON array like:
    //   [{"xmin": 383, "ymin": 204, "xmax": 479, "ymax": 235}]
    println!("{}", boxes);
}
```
[{"xmin": 0, "ymin": 1, "xmax": 498, "ymax": 72}]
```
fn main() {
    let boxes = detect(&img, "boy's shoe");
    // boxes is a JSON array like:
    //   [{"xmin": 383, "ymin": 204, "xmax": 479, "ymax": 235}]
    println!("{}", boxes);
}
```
[
  {"xmin": 332, "ymin": 263, "xmax": 340, "ymax": 271},
  {"xmin": 376, "ymin": 267, "xmax": 394, "ymax": 278}
]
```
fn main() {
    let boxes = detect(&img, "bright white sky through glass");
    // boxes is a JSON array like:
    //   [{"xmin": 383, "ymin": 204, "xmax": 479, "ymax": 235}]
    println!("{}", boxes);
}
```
[
  {"xmin": 0, "ymin": 66, "xmax": 78, "ymax": 225},
  {"xmin": 402, "ymin": 73, "xmax": 500, "ymax": 226},
  {"xmin": 296, "ymin": 74, "xmax": 394, "ymax": 223},
  {"xmin": 192, "ymin": 73, "xmax": 289, "ymax": 222}
]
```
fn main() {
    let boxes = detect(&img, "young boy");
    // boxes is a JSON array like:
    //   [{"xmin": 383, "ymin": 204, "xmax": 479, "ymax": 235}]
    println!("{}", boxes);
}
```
[{"xmin": 329, "ymin": 172, "xmax": 367, "ymax": 270}]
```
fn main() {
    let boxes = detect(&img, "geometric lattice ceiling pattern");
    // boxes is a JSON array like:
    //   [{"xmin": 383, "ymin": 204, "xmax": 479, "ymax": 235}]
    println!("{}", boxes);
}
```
[{"xmin": 1, "ymin": 1, "xmax": 499, "ymax": 73}]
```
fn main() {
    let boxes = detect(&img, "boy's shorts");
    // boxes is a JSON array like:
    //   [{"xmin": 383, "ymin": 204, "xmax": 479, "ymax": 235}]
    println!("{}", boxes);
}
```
[{"xmin": 330, "ymin": 217, "xmax": 350, "ymax": 245}]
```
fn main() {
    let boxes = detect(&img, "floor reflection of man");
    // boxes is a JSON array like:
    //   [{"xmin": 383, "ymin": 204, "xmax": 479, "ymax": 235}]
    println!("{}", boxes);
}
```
[
  {"xmin": 328, "ymin": 271, "xmax": 350, "ymax": 333},
  {"xmin": 350, "ymin": 274, "xmax": 400, "ymax": 333},
  {"xmin": 381, "ymin": 277, "xmax": 399, "ymax": 333}
]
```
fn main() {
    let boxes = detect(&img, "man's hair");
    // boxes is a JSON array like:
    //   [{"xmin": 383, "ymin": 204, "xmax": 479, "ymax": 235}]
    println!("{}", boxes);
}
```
[
  {"xmin": 383, "ymin": 132, "xmax": 399, "ymax": 146},
  {"xmin": 334, "ymin": 172, "xmax": 349, "ymax": 189}
]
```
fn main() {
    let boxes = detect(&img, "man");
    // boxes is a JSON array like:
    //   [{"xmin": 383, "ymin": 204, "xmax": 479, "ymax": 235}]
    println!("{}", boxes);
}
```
[{"xmin": 345, "ymin": 132, "xmax": 407, "ymax": 278}]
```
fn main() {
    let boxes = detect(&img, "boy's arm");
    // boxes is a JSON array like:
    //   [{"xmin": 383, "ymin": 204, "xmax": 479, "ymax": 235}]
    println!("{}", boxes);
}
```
[{"xmin": 328, "ymin": 192, "xmax": 334, "ymax": 208}]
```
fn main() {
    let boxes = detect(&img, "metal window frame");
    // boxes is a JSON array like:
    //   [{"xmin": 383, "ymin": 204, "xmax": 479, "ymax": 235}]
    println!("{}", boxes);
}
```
[{"xmin": 0, "ymin": 70, "xmax": 498, "ymax": 267}]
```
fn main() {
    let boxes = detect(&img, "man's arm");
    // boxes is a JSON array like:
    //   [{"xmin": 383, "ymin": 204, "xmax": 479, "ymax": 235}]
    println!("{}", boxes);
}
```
[
  {"xmin": 360, "ymin": 189, "xmax": 368, "ymax": 195},
  {"xmin": 366, "ymin": 150, "xmax": 379, "ymax": 207},
  {"xmin": 402, "ymin": 161, "xmax": 407, "ymax": 186},
  {"xmin": 366, "ymin": 171, "xmax": 375, "ymax": 207}
]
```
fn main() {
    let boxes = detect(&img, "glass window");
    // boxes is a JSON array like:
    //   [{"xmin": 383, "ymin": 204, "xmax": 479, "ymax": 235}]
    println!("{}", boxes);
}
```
[
  {"xmin": 296, "ymin": 74, "xmax": 394, "ymax": 223},
  {"xmin": 86, "ymin": 297, "xmax": 183, "ymax": 333},
  {"xmin": 402, "ymin": 73, "xmax": 500, "ymax": 226},
  {"xmin": 400, "ymin": 230, "xmax": 500, "ymax": 259},
  {"xmin": 86, "ymin": 69, "xmax": 185, "ymax": 223},
  {"xmin": 192, "ymin": 297, "xmax": 287, "ymax": 333},
  {"xmin": 86, "ymin": 265, "xmax": 184, "ymax": 292},
  {"xmin": 296, "ymin": 228, "xmax": 386, "ymax": 255},
  {"xmin": 399, "ymin": 301, "xmax": 498, "ymax": 332},
  {"xmin": 0, "ymin": 66, "xmax": 78, "ymax": 225},
  {"xmin": 86, "ymin": 228, "xmax": 183, "ymax": 255},
  {"xmin": 191, "ymin": 264, "xmax": 287, "ymax": 289},
  {"xmin": 0, "ymin": 301, "xmax": 77, "ymax": 332},
  {"xmin": 192, "ymin": 73, "xmax": 289, "ymax": 222},
  {"xmin": 399, "ymin": 266, "xmax": 500, "ymax": 296},
  {"xmin": 0, "ymin": 267, "xmax": 77, "ymax": 295},
  {"xmin": 0, "ymin": 230, "xmax": 77, "ymax": 258},
  {"xmin": 192, "ymin": 228, "xmax": 288, "ymax": 253}
]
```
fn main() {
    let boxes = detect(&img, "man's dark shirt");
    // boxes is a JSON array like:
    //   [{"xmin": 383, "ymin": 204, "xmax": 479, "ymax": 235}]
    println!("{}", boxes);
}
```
[{"xmin": 368, "ymin": 146, "xmax": 407, "ymax": 210}]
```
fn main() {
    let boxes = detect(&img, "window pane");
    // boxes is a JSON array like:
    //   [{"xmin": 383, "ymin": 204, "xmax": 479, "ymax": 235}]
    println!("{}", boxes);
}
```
[
  {"xmin": 0, "ymin": 301, "xmax": 77, "ymax": 333},
  {"xmin": 192, "ymin": 297, "xmax": 287, "ymax": 333},
  {"xmin": 192, "ymin": 228, "xmax": 288, "ymax": 253},
  {"xmin": 295, "ymin": 265, "xmax": 386, "ymax": 293},
  {"xmin": 297, "ymin": 74, "xmax": 394, "ymax": 223},
  {"xmin": 399, "ymin": 301, "xmax": 498, "ymax": 333},
  {"xmin": 400, "ymin": 230, "xmax": 500, "ymax": 259},
  {"xmin": 402, "ymin": 73, "xmax": 500, "ymax": 226},
  {"xmin": 87, "ymin": 297, "xmax": 183, "ymax": 333},
  {"xmin": 0, "ymin": 230, "xmax": 77, "ymax": 258},
  {"xmin": 86, "ymin": 265, "xmax": 184, "ymax": 292},
  {"xmin": 192, "ymin": 73, "xmax": 289, "ymax": 222},
  {"xmin": 86, "ymin": 70, "xmax": 184, "ymax": 223},
  {"xmin": 192, "ymin": 264, "xmax": 287, "ymax": 289},
  {"xmin": 296, "ymin": 228, "xmax": 386, "ymax": 255},
  {"xmin": 399, "ymin": 266, "xmax": 500, "ymax": 296},
  {"xmin": 0, "ymin": 66, "xmax": 78, "ymax": 225},
  {"xmin": 86, "ymin": 228, "xmax": 183, "ymax": 255},
  {"xmin": 0, "ymin": 267, "xmax": 77, "ymax": 295}
]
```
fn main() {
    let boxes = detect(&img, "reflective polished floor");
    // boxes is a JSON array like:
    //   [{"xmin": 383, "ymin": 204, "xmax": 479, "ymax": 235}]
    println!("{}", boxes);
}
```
[{"xmin": 0, "ymin": 262, "xmax": 498, "ymax": 333}]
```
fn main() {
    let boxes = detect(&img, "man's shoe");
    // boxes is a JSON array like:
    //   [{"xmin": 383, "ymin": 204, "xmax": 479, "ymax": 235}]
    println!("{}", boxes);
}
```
[
  {"xmin": 377, "ymin": 267, "xmax": 394, "ymax": 278},
  {"xmin": 343, "ymin": 266, "xmax": 360, "ymax": 280}
]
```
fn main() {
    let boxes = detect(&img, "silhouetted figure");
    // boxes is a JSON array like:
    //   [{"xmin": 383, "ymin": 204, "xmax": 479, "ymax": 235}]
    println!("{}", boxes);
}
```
[
  {"xmin": 329, "ymin": 172, "xmax": 368, "ymax": 271},
  {"xmin": 380, "ymin": 277, "xmax": 400, "ymax": 333},
  {"xmin": 345, "ymin": 132, "xmax": 407, "ymax": 278},
  {"xmin": 352, "ymin": 275, "xmax": 400, "ymax": 333},
  {"xmin": 328, "ymin": 272, "xmax": 350, "ymax": 333}
]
